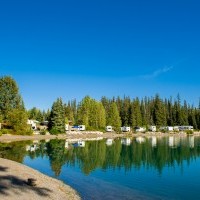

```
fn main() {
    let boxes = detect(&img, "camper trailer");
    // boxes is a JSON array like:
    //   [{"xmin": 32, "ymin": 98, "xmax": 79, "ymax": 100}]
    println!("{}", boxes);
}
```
[
  {"xmin": 179, "ymin": 126, "xmax": 193, "ymax": 131},
  {"xmin": 121, "ymin": 126, "xmax": 131, "ymax": 132},
  {"xmin": 27, "ymin": 120, "xmax": 37, "ymax": 130},
  {"xmin": 106, "ymin": 126, "xmax": 113, "ymax": 132},
  {"xmin": 149, "ymin": 126, "xmax": 156, "ymax": 132},
  {"xmin": 79, "ymin": 125, "xmax": 86, "ymax": 131}
]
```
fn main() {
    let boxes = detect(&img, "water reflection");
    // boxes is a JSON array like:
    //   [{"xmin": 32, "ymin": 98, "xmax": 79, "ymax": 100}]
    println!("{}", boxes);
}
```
[{"xmin": 1, "ymin": 136, "xmax": 200, "ymax": 177}]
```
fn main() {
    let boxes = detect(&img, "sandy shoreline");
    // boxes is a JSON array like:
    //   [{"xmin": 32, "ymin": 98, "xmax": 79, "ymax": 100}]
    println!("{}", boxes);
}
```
[
  {"xmin": 0, "ymin": 131, "xmax": 200, "ymax": 143},
  {"xmin": 0, "ymin": 158, "xmax": 81, "ymax": 200}
]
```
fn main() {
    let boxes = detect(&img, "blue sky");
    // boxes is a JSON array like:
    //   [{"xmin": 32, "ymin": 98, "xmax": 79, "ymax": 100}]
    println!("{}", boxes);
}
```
[{"xmin": 0, "ymin": 0, "xmax": 200, "ymax": 110}]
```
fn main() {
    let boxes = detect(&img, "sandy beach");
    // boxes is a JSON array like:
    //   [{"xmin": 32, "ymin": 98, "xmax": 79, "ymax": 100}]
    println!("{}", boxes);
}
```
[
  {"xmin": 0, "ymin": 131, "xmax": 200, "ymax": 143},
  {"xmin": 0, "ymin": 158, "xmax": 80, "ymax": 200}
]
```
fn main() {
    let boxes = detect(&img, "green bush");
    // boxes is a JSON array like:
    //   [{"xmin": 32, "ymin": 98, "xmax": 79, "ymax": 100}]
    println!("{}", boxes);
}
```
[
  {"xmin": 185, "ymin": 130, "xmax": 193, "ymax": 135},
  {"xmin": 0, "ymin": 129, "xmax": 12, "ymax": 135},
  {"xmin": 40, "ymin": 130, "xmax": 47, "ymax": 135},
  {"xmin": 49, "ymin": 128, "xmax": 60, "ymax": 135}
]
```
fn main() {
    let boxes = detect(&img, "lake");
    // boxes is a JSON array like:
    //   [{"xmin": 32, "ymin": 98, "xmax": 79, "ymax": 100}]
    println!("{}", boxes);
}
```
[{"xmin": 0, "ymin": 136, "xmax": 200, "ymax": 199}]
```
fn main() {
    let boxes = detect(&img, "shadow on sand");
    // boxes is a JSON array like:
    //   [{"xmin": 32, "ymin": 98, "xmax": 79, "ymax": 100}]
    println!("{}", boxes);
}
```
[{"xmin": 0, "ymin": 165, "xmax": 52, "ymax": 197}]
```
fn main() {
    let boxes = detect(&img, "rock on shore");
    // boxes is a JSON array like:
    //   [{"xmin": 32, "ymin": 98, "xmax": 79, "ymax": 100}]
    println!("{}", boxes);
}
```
[{"xmin": 0, "ymin": 158, "xmax": 81, "ymax": 200}]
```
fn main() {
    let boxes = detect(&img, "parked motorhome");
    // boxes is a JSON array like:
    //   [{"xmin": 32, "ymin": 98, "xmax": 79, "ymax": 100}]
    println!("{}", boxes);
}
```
[
  {"xmin": 173, "ymin": 126, "xmax": 179, "ymax": 131},
  {"xmin": 79, "ymin": 125, "xmax": 86, "ymax": 131},
  {"xmin": 121, "ymin": 126, "xmax": 131, "ymax": 132},
  {"xmin": 179, "ymin": 126, "xmax": 193, "ymax": 131},
  {"xmin": 71, "ymin": 125, "xmax": 86, "ymax": 131},
  {"xmin": 148, "ymin": 126, "xmax": 156, "ymax": 132},
  {"xmin": 160, "ymin": 126, "xmax": 174, "ymax": 132},
  {"xmin": 106, "ymin": 126, "xmax": 113, "ymax": 132},
  {"xmin": 27, "ymin": 120, "xmax": 37, "ymax": 130}
]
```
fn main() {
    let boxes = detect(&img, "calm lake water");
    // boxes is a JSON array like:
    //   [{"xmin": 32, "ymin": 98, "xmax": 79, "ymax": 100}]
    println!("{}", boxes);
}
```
[{"xmin": 1, "ymin": 136, "xmax": 200, "ymax": 199}]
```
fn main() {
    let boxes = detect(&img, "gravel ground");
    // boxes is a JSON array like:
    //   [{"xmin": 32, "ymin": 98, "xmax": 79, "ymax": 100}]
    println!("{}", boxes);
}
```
[{"xmin": 0, "ymin": 158, "xmax": 81, "ymax": 200}]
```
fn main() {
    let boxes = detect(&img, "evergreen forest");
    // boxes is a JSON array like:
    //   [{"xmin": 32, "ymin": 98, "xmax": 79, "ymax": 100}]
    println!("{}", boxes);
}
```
[{"xmin": 0, "ymin": 75, "xmax": 200, "ymax": 135}]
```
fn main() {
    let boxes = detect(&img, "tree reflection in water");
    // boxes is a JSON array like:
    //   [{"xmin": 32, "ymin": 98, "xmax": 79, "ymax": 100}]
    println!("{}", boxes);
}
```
[{"xmin": 0, "ymin": 136, "xmax": 200, "ymax": 176}]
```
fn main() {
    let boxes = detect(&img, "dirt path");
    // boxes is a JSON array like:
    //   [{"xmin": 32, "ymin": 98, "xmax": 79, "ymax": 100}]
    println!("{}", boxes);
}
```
[{"xmin": 0, "ymin": 158, "xmax": 81, "ymax": 200}]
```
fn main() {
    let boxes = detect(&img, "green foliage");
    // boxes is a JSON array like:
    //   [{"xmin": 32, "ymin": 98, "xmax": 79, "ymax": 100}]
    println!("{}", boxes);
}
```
[
  {"xmin": 0, "ymin": 129, "xmax": 13, "ymax": 135},
  {"xmin": 0, "ymin": 76, "xmax": 24, "ymax": 120},
  {"xmin": 185, "ymin": 130, "xmax": 193, "ymax": 135},
  {"xmin": 49, "ymin": 98, "xmax": 65, "ymax": 134},
  {"xmin": 7, "ymin": 109, "xmax": 32, "ymax": 135},
  {"xmin": 77, "ymin": 96, "xmax": 106, "ymax": 130},
  {"xmin": 49, "ymin": 128, "xmax": 60, "ymax": 135},
  {"xmin": 106, "ymin": 102, "xmax": 121, "ymax": 131},
  {"xmin": 27, "ymin": 107, "xmax": 46, "ymax": 122}
]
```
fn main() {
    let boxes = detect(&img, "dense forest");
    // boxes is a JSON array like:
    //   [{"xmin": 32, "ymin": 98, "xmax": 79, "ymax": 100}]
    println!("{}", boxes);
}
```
[
  {"xmin": 29, "ymin": 95, "xmax": 200, "ymax": 132},
  {"xmin": 0, "ymin": 75, "xmax": 200, "ymax": 135}
]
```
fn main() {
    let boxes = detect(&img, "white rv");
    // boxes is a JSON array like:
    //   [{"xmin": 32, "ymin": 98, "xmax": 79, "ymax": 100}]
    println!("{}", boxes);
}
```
[
  {"xmin": 121, "ymin": 126, "xmax": 131, "ymax": 132},
  {"xmin": 179, "ymin": 126, "xmax": 193, "ymax": 131},
  {"xmin": 79, "ymin": 125, "xmax": 86, "ymax": 131},
  {"xmin": 149, "ymin": 126, "xmax": 156, "ymax": 132},
  {"xmin": 106, "ymin": 126, "xmax": 113, "ymax": 132},
  {"xmin": 27, "ymin": 120, "xmax": 37, "ymax": 130}
]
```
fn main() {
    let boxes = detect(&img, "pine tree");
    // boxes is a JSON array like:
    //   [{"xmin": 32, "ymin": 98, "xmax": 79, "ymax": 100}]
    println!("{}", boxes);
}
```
[
  {"xmin": 49, "ymin": 98, "xmax": 65, "ymax": 134},
  {"xmin": 106, "ymin": 102, "xmax": 121, "ymax": 131},
  {"xmin": 153, "ymin": 94, "xmax": 166, "ymax": 127}
]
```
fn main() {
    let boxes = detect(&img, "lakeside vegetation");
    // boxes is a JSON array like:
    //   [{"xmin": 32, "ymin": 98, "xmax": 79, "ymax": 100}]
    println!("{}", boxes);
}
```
[{"xmin": 0, "ymin": 75, "xmax": 199, "ymax": 135}]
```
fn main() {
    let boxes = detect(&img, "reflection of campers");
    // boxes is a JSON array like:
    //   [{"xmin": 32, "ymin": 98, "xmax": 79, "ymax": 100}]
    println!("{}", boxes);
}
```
[
  {"xmin": 121, "ymin": 138, "xmax": 131, "ymax": 145},
  {"xmin": 73, "ymin": 140, "xmax": 85, "ymax": 147},
  {"xmin": 106, "ymin": 126, "xmax": 113, "ymax": 132},
  {"xmin": 134, "ymin": 127, "xmax": 146, "ymax": 132},
  {"xmin": 136, "ymin": 137, "xmax": 145, "ymax": 143},
  {"xmin": 121, "ymin": 126, "xmax": 131, "ymax": 132},
  {"xmin": 151, "ymin": 136, "xmax": 157, "ymax": 147},
  {"xmin": 106, "ymin": 139, "xmax": 113, "ymax": 146},
  {"xmin": 189, "ymin": 136, "xmax": 194, "ymax": 148}
]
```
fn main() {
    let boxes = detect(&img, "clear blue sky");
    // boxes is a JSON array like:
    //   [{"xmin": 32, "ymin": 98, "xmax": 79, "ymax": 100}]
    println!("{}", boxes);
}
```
[{"xmin": 0, "ymin": 0, "xmax": 199, "ymax": 110}]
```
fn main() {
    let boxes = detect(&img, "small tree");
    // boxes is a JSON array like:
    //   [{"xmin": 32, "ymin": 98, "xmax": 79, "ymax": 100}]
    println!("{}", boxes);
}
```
[{"xmin": 7, "ymin": 109, "xmax": 32, "ymax": 135}]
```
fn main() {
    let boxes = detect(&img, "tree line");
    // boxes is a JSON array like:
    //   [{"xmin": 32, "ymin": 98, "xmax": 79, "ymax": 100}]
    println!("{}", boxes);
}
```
[
  {"xmin": 45, "ymin": 94, "xmax": 200, "ymax": 133},
  {"xmin": 0, "ymin": 76, "xmax": 199, "ymax": 135}
]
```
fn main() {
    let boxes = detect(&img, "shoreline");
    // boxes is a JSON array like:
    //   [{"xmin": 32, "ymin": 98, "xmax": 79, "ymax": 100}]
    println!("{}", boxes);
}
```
[
  {"xmin": 0, "ymin": 131, "xmax": 200, "ymax": 142},
  {"xmin": 0, "ymin": 158, "xmax": 80, "ymax": 200}
]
